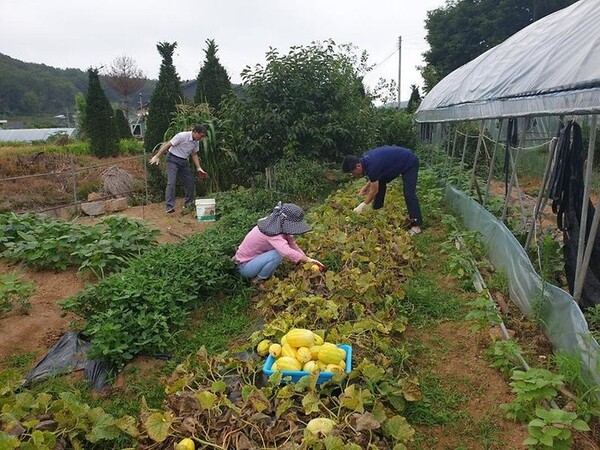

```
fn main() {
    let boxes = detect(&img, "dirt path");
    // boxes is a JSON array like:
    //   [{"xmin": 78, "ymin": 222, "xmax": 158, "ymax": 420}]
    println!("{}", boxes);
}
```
[
  {"xmin": 411, "ymin": 322, "xmax": 529, "ymax": 449},
  {"xmin": 76, "ymin": 199, "xmax": 214, "ymax": 244}
]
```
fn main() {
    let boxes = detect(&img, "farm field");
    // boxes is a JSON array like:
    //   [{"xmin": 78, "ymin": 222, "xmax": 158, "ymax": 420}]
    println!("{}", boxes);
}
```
[
  {"xmin": 1, "ymin": 150, "xmax": 599, "ymax": 449},
  {"xmin": 0, "ymin": 199, "xmax": 211, "ymax": 365}
]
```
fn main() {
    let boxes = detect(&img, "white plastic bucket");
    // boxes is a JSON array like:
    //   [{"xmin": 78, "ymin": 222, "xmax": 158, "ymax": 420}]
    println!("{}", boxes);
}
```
[{"xmin": 195, "ymin": 198, "xmax": 216, "ymax": 222}]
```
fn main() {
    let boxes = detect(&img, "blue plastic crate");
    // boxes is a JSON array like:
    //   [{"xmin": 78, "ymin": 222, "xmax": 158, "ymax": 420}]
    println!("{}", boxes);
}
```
[{"xmin": 263, "ymin": 344, "xmax": 352, "ymax": 384}]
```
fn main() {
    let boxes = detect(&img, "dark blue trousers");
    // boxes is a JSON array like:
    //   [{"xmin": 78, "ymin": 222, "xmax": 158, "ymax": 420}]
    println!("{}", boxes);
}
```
[
  {"xmin": 165, "ymin": 152, "xmax": 194, "ymax": 211},
  {"xmin": 372, "ymin": 159, "xmax": 423, "ymax": 226}
]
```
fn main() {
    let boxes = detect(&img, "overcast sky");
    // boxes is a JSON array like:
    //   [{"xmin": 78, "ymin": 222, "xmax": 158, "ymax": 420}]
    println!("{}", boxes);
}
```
[{"xmin": 1, "ymin": 0, "xmax": 447, "ymax": 102}]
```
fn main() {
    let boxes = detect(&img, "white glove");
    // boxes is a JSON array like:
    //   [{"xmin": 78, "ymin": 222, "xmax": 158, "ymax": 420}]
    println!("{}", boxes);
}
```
[
  {"xmin": 149, "ymin": 155, "xmax": 160, "ymax": 165},
  {"xmin": 353, "ymin": 202, "xmax": 368, "ymax": 213},
  {"xmin": 307, "ymin": 258, "xmax": 324, "ymax": 268}
]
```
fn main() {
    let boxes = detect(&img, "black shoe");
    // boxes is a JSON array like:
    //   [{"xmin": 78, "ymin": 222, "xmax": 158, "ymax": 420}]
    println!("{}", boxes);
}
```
[{"xmin": 166, "ymin": 208, "xmax": 175, "ymax": 214}]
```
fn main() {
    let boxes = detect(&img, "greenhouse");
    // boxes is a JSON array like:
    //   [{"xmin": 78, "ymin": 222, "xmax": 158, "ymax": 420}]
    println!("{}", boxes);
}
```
[{"xmin": 415, "ymin": 0, "xmax": 600, "ymax": 386}]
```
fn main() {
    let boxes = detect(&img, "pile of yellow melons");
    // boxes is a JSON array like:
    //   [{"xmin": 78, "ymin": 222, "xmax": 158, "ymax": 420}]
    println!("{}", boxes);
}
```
[{"xmin": 257, "ymin": 328, "xmax": 347, "ymax": 374}]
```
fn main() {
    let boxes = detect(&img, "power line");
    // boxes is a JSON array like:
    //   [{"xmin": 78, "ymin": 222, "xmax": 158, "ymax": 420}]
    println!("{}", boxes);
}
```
[{"xmin": 371, "ymin": 48, "xmax": 398, "ymax": 71}]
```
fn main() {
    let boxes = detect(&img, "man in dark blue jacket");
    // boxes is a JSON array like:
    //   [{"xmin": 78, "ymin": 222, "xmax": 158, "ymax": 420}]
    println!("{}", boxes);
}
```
[{"xmin": 342, "ymin": 145, "xmax": 423, "ymax": 235}]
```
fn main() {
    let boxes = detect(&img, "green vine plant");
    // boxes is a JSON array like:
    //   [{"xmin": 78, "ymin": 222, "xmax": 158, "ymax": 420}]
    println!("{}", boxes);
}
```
[
  {"xmin": 440, "ymin": 215, "xmax": 486, "ymax": 283},
  {"xmin": 0, "ymin": 273, "xmax": 35, "ymax": 315},
  {"xmin": 0, "ymin": 213, "xmax": 159, "ymax": 279},
  {"xmin": 524, "ymin": 407, "xmax": 590, "ymax": 450},
  {"xmin": 465, "ymin": 292, "xmax": 502, "ymax": 332},
  {"xmin": 583, "ymin": 304, "xmax": 600, "ymax": 344},
  {"xmin": 499, "ymin": 366, "xmax": 592, "ymax": 448},
  {"xmin": 440, "ymin": 241, "xmax": 474, "ymax": 282},
  {"xmin": 484, "ymin": 339, "xmax": 525, "ymax": 377},
  {"xmin": 0, "ymin": 370, "xmax": 138, "ymax": 448},
  {"xmin": 500, "ymin": 368, "xmax": 565, "ymax": 422}
]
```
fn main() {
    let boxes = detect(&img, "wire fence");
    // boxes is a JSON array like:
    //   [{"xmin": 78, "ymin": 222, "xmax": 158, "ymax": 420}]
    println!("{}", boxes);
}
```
[{"xmin": 0, "ymin": 153, "xmax": 151, "ymax": 216}]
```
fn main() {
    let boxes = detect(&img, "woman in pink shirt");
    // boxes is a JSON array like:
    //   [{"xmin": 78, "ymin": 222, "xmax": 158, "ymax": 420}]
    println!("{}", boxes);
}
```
[{"xmin": 234, "ymin": 202, "xmax": 324, "ymax": 282}]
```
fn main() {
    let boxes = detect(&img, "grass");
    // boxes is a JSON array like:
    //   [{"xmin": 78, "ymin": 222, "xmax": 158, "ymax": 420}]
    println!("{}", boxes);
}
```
[
  {"xmin": 476, "ymin": 419, "xmax": 503, "ymax": 449},
  {"xmin": 103, "ymin": 369, "xmax": 166, "ymax": 414},
  {"xmin": 399, "ymin": 226, "xmax": 470, "ymax": 327},
  {"xmin": 402, "ymin": 272, "xmax": 467, "ymax": 326},
  {"xmin": 1, "ymin": 351, "xmax": 38, "ymax": 371},
  {"xmin": 407, "ymin": 371, "xmax": 508, "ymax": 450},
  {"xmin": 0, "ymin": 139, "xmax": 143, "ymax": 156},
  {"xmin": 170, "ymin": 288, "xmax": 256, "ymax": 359},
  {"xmin": 405, "ymin": 373, "xmax": 469, "ymax": 426},
  {"xmin": 398, "ymin": 208, "xmax": 530, "ymax": 449}
]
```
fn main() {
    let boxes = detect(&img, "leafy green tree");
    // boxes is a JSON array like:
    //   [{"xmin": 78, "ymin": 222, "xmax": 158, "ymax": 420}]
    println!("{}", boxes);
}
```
[
  {"xmin": 532, "ymin": 0, "xmax": 578, "ymax": 20},
  {"xmin": 370, "ymin": 78, "xmax": 398, "ymax": 107},
  {"xmin": 114, "ymin": 109, "xmax": 133, "ymax": 139},
  {"xmin": 406, "ymin": 84, "xmax": 421, "ymax": 113},
  {"xmin": 372, "ymin": 108, "xmax": 416, "ymax": 150},
  {"xmin": 421, "ymin": 0, "xmax": 578, "ymax": 87},
  {"xmin": 416, "ymin": 63, "xmax": 440, "ymax": 95},
  {"xmin": 0, "ymin": 53, "xmax": 85, "ymax": 115},
  {"xmin": 85, "ymin": 68, "xmax": 119, "ymax": 157},
  {"xmin": 194, "ymin": 39, "xmax": 232, "ymax": 114},
  {"xmin": 144, "ymin": 42, "xmax": 183, "ymax": 154},
  {"xmin": 20, "ymin": 91, "xmax": 40, "ymax": 113},
  {"xmin": 220, "ymin": 40, "xmax": 374, "ymax": 177}
]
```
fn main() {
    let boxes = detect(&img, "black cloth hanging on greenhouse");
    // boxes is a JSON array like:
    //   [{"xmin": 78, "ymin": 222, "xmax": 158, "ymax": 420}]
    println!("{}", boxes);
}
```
[
  {"xmin": 503, "ymin": 119, "xmax": 519, "ymax": 197},
  {"xmin": 548, "ymin": 120, "xmax": 600, "ymax": 309}
]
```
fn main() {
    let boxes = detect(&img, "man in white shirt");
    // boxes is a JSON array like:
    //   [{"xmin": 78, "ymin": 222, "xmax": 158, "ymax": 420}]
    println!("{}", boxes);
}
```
[{"xmin": 149, "ymin": 124, "xmax": 207, "ymax": 214}]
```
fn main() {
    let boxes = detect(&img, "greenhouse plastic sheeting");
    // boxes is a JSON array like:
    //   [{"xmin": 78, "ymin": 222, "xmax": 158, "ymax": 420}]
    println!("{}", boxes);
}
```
[
  {"xmin": 444, "ymin": 184, "xmax": 600, "ymax": 386},
  {"xmin": 415, "ymin": 0, "xmax": 600, "ymax": 122},
  {"xmin": 0, "ymin": 128, "xmax": 76, "ymax": 142}
]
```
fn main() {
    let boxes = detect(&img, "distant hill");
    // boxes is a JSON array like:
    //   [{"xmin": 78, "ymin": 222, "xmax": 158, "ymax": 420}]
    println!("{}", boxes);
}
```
[{"xmin": 0, "ymin": 53, "xmax": 157, "ymax": 118}]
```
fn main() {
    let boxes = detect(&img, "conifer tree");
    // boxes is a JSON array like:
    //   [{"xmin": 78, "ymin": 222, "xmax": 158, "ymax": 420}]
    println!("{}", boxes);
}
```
[
  {"xmin": 194, "ymin": 39, "xmax": 232, "ymax": 113},
  {"xmin": 85, "ymin": 68, "xmax": 119, "ymax": 157},
  {"xmin": 114, "ymin": 109, "xmax": 133, "ymax": 139},
  {"xmin": 144, "ymin": 42, "xmax": 183, "ymax": 153},
  {"xmin": 406, "ymin": 85, "xmax": 421, "ymax": 113}
]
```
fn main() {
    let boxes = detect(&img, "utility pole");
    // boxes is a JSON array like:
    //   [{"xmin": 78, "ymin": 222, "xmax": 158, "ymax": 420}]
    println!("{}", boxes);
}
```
[{"xmin": 397, "ymin": 35, "xmax": 402, "ymax": 108}]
